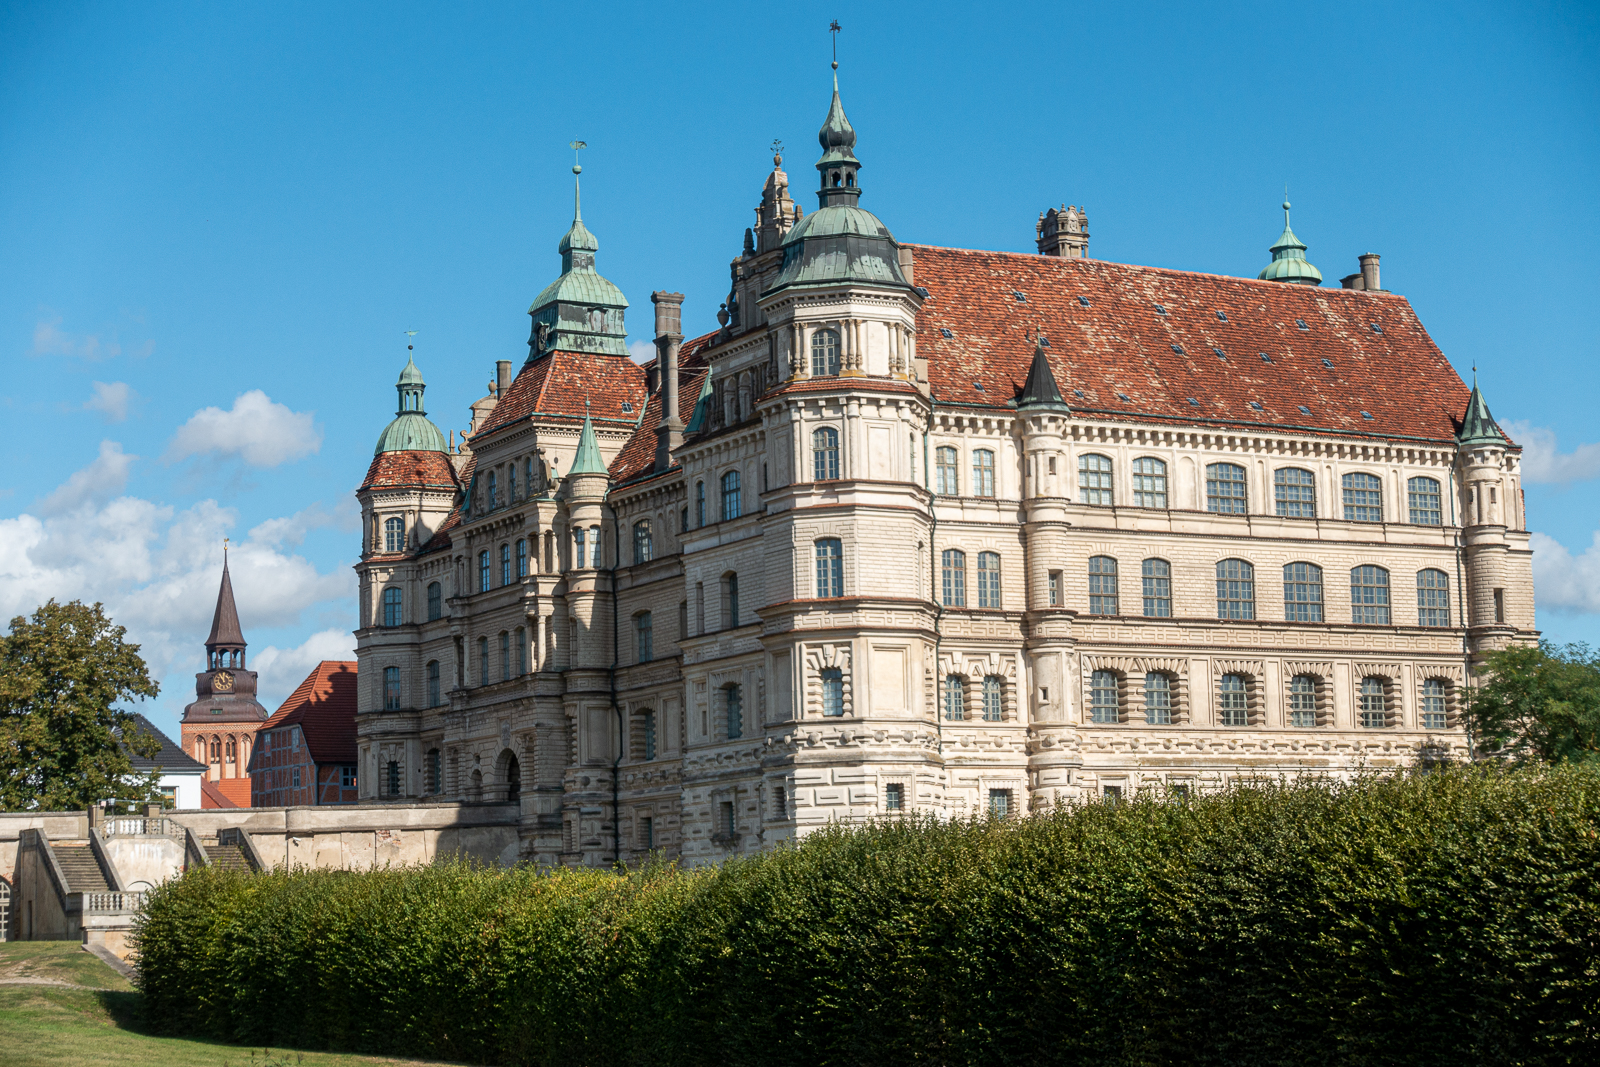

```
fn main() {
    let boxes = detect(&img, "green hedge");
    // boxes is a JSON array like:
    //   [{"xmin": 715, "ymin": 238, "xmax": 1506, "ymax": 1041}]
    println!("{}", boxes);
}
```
[{"xmin": 134, "ymin": 765, "xmax": 1600, "ymax": 1065}]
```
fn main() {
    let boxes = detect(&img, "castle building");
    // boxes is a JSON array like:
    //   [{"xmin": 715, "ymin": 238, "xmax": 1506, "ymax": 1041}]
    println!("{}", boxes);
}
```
[
  {"xmin": 353, "ymin": 67, "xmax": 1534, "ymax": 867},
  {"xmin": 181, "ymin": 555, "xmax": 269, "ymax": 808}
]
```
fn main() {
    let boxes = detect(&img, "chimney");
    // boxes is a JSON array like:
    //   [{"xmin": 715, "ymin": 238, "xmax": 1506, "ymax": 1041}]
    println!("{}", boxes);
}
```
[
  {"xmin": 1359, "ymin": 253, "xmax": 1381, "ymax": 293},
  {"xmin": 496, "ymin": 360, "xmax": 512, "ymax": 395},
  {"xmin": 1036, "ymin": 205, "xmax": 1090, "ymax": 258},
  {"xmin": 651, "ymin": 291, "xmax": 685, "ymax": 470},
  {"xmin": 898, "ymin": 246, "xmax": 915, "ymax": 286}
]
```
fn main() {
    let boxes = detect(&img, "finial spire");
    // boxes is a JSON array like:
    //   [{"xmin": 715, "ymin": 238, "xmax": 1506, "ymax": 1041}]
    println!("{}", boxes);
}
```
[
  {"xmin": 830, "ymin": 19, "xmax": 840, "ymax": 70},
  {"xmin": 569, "ymin": 140, "xmax": 587, "ymax": 221}
]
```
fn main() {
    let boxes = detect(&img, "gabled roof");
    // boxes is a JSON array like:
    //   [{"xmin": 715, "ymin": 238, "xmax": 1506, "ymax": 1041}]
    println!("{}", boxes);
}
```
[
  {"xmin": 255, "ymin": 661, "xmax": 358, "ymax": 765},
  {"xmin": 122, "ymin": 714, "xmax": 205, "ymax": 775},
  {"xmin": 201, "ymin": 778, "xmax": 243, "ymax": 809},
  {"xmin": 475, "ymin": 350, "xmax": 648, "ymax": 438},
  {"xmin": 909, "ymin": 244, "xmax": 1472, "ymax": 443},
  {"xmin": 358, "ymin": 449, "xmax": 462, "ymax": 494}
]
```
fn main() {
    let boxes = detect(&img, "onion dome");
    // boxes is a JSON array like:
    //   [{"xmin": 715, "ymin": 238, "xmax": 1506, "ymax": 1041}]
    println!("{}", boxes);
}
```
[
  {"xmin": 1258, "ymin": 200, "xmax": 1323, "ymax": 285},
  {"xmin": 527, "ymin": 162, "xmax": 629, "ymax": 358},
  {"xmin": 374, "ymin": 354, "xmax": 449, "ymax": 455}
]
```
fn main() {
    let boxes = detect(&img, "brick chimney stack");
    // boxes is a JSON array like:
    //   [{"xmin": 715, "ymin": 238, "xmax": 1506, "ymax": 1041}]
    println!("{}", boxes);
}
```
[{"xmin": 652, "ymin": 291, "xmax": 685, "ymax": 470}]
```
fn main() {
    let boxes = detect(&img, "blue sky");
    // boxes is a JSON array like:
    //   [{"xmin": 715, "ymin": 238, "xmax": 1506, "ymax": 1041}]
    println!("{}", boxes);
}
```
[{"xmin": 2, "ymin": 1, "xmax": 1597, "ymax": 741}]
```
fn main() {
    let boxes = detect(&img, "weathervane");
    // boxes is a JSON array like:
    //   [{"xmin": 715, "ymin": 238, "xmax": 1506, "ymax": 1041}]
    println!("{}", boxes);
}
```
[
  {"xmin": 771, "ymin": 138, "xmax": 784, "ymax": 165},
  {"xmin": 829, "ymin": 20, "xmax": 841, "ymax": 69},
  {"xmin": 406, "ymin": 328, "xmax": 417, "ymax": 352},
  {"xmin": 570, "ymin": 139, "xmax": 587, "ymax": 172}
]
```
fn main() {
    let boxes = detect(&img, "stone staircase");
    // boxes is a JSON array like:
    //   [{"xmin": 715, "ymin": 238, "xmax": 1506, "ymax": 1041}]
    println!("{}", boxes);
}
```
[
  {"xmin": 204, "ymin": 843, "xmax": 252, "ymax": 871},
  {"xmin": 51, "ymin": 843, "xmax": 111, "ymax": 892}
]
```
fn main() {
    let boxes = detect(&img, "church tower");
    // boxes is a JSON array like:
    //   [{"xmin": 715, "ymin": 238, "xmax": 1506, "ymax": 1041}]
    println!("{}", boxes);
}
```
[{"xmin": 181, "ymin": 553, "xmax": 270, "ymax": 803}]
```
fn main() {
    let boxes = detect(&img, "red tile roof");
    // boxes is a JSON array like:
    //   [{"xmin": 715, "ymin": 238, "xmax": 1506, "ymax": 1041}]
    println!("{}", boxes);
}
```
[
  {"xmin": 908, "ymin": 244, "xmax": 1474, "ymax": 444},
  {"xmin": 201, "ymin": 777, "xmax": 248, "ymax": 808},
  {"xmin": 258, "ymin": 661, "xmax": 358, "ymax": 764},
  {"xmin": 608, "ymin": 366, "xmax": 712, "ymax": 486},
  {"xmin": 358, "ymin": 450, "xmax": 461, "ymax": 494},
  {"xmin": 766, "ymin": 375, "xmax": 922, "ymax": 397},
  {"xmin": 475, "ymin": 350, "xmax": 648, "ymax": 438}
]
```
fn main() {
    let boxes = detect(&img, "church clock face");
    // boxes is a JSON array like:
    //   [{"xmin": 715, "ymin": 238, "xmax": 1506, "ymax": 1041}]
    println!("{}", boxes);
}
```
[{"xmin": 213, "ymin": 670, "xmax": 235, "ymax": 693}]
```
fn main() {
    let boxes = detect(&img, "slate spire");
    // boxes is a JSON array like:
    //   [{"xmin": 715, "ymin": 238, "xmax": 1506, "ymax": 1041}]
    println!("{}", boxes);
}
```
[
  {"xmin": 1017, "ymin": 333, "xmax": 1070, "ymax": 412},
  {"xmin": 569, "ymin": 403, "xmax": 607, "ymax": 476},
  {"xmin": 205, "ymin": 550, "xmax": 247, "ymax": 655},
  {"xmin": 1457, "ymin": 371, "xmax": 1506, "ymax": 448}
]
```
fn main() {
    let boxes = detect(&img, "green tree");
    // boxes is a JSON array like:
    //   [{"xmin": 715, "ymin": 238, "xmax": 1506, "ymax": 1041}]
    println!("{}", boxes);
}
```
[
  {"xmin": 1467, "ymin": 640, "xmax": 1600, "ymax": 764},
  {"xmin": 0, "ymin": 600, "xmax": 162, "ymax": 811}
]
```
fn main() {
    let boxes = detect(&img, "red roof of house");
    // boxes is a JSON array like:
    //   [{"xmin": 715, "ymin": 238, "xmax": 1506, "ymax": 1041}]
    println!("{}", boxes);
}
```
[
  {"xmin": 257, "ymin": 661, "xmax": 358, "ymax": 764},
  {"xmin": 476, "ymin": 350, "xmax": 648, "ymax": 438},
  {"xmin": 201, "ymin": 777, "xmax": 248, "ymax": 808},
  {"xmin": 608, "ymin": 365, "xmax": 712, "ymax": 486},
  {"xmin": 357, "ymin": 450, "xmax": 462, "ymax": 494},
  {"xmin": 907, "ymin": 244, "xmax": 1476, "ymax": 444}
]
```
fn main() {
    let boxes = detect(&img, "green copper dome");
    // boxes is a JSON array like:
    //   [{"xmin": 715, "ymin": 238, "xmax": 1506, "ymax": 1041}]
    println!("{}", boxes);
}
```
[
  {"xmin": 1258, "ymin": 200, "xmax": 1323, "ymax": 285},
  {"xmin": 374, "ymin": 354, "xmax": 448, "ymax": 455},
  {"xmin": 526, "ymin": 165, "xmax": 629, "ymax": 358}
]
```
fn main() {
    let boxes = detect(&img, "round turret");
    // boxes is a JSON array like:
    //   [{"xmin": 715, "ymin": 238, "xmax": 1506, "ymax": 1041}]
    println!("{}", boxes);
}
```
[
  {"xmin": 1258, "ymin": 200, "xmax": 1323, "ymax": 285},
  {"xmin": 374, "ymin": 352, "xmax": 449, "ymax": 455}
]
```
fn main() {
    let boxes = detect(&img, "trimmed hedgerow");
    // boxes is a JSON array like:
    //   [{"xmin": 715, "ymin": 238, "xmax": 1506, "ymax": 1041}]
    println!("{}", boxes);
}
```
[{"xmin": 134, "ymin": 765, "xmax": 1600, "ymax": 1066}]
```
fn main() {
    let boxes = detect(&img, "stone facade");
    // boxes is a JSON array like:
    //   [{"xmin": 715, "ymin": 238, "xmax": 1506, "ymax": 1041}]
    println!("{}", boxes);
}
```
[{"xmin": 353, "ymin": 70, "xmax": 1534, "ymax": 869}]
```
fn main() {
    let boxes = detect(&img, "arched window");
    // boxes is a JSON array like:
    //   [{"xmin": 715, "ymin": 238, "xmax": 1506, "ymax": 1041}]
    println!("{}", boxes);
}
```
[
  {"xmin": 487, "ymin": 471, "xmax": 498, "ymax": 510},
  {"xmin": 382, "ymin": 587, "xmax": 403, "ymax": 627},
  {"xmin": 383, "ymin": 666, "xmax": 401, "ymax": 710},
  {"xmin": 982, "ymin": 675, "xmax": 1003, "ymax": 721},
  {"xmin": 1359, "ymin": 677, "xmax": 1389, "ymax": 728},
  {"xmin": 426, "ymin": 660, "xmax": 440, "ymax": 708},
  {"xmin": 695, "ymin": 481, "xmax": 706, "ymax": 527},
  {"xmin": 724, "ymin": 683, "xmax": 743, "ymax": 739},
  {"xmin": 1131, "ymin": 457, "xmax": 1167, "ymax": 508},
  {"xmin": 500, "ymin": 632, "xmax": 511, "ymax": 682},
  {"xmin": 209, "ymin": 737, "xmax": 221, "ymax": 760},
  {"xmin": 1216, "ymin": 559, "xmax": 1255, "ymax": 619},
  {"xmin": 636, "ymin": 612, "xmax": 653, "ymax": 664},
  {"xmin": 426, "ymin": 581, "xmax": 442, "ymax": 621},
  {"xmin": 517, "ymin": 538, "xmax": 528, "ymax": 577},
  {"xmin": 1142, "ymin": 559, "xmax": 1171, "ymax": 617},
  {"xmin": 500, "ymin": 543, "xmax": 512, "ymax": 586},
  {"xmin": 1218, "ymin": 674, "xmax": 1248, "ymax": 726},
  {"xmin": 1088, "ymin": 556, "xmax": 1118, "ymax": 614},
  {"xmin": 1421, "ymin": 678, "xmax": 1448, "ymax": 730},
  {"xmin": 477, "ymin": 636, "xmax": 489, "ymax": 686},
  {"xmin": 1417, "ymin": 569, "xmax": 1451, "ymax": 626},
  {"xmin": 225, "ymin": 736, "xmax": 237, "ymax": 760},
  {"xmin": 504, "ymin": 753, "xmax": 520, "ymax": 803},
  {"xmin": 1351, "ymin": 566, "xmax": 1391, "ymax": 624},
  {"xmin": 384, "ymin": 516, "xmax": 405, "ymax": 552},
  {"xmin": 1408, "ymin": 477, "xmax": 1443, "ymax": 526},
  {"xmin": 811, "ymin": 328, "xmax": 841, "ymax": 376},
  {"xmin": 1342, "ymin": 472, "xmax": 1383, "ymax": 522},
  {"xmin": 515, "ymin": 626, "xmax": 527, "ymax": 675},
  {"xmin": 1206, "ymin": 463, "xmax": 1247, "ymax": 514},
  {"xmin": 1283, "ymin": 563, "xmax": 1324, "ymax": 622},
  {"xmin": 507, "ymin": 462, "xmax": 517, "ymax": 501},
  {"xmin": 943, "ymin": 675, "xmax": 965, "ymax": 721},
  {"xmin": 1090, "ymin": 670, "xmax": 1119, "ymax": 723},
  {"xmin": 634, "ymin": 520, "xmax": 653, "ymax": 564},
  {"xmin": 723, "ymin": 572, "xmax": 740, "ymax": 629},
  {"xmin": 721, "ymin": 470, "xmax": 741, "ymax": 521},
  {"xmin": 815, "ymin": 538, "xmax": 843, "ymax": 598},
  {"xmin": 642, "ymin": 710, "xmax": 658, "ymax": 761},
  {"xmin": 977, "ymin": 551, "xmax": 1002, "ymax": 608},
  {"xmin": 1078, "ymin": 454, "xmax": 1113, "ymax": 505},
  {"xmin": 1144, "ymin": 673, "xmax": 1172, "ymax": 725},
  {"xmin": 812, "ymin": 427, "xmax": 840, "ymax": 481},
  {"xmin": 573, "ymin": 527, "xmax": 587, "ymax": 569},
  {"xmin": 972, "ymin": 449, "xmax": 996, "ymax": 497},
  {"xmin": 821, "ymin": 667, "xmax": 844, "ymax": 716},
  {"xmin": 478, "ymin": 550, "xmax": 491, "ymax": 592},
  {"xmin": 941, "ymin": 549, "xmax": 966, "ymax": 607},
  {"xmin": 1288, "ymin": 675, "xmax": 1318, "ymax": 727},
  {"xmin": 1274, "ymin": 468, "xmax": 1316, "ymax": 518},
  {"xmin": 935, "ymin": 446, "xmax": 959, "ymax": 495}
]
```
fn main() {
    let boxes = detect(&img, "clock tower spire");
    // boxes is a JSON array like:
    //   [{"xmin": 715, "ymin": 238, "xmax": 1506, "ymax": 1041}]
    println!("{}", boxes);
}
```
[{"xmin": 181, "ymin": 548, "xmax": 270, "ymax": 801}]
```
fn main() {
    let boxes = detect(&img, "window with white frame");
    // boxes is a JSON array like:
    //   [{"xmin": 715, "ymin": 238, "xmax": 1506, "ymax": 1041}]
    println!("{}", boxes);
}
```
[
  {"xmin": 821, "ymin": 667, "xmax": 844, "ymax": 716},
  {"xmin": 1090, "ymin": 670, "xmax": 1119, "ymax": 723},
  {"xmin": 1283, "ymin": 563, "xmax": 1324, "ymax": 622},
  {"xmin": 382, "ymin": 587, "xmax": 402, "ymax": 627},
  {"xmin": 1359, "ymin": 677, "xmax": 1389, "ymax": 728},
  {"xmin": 1142, "ymin": 559, "xmax": 1171, "ymax": 617},
  {"xmin": 943, "ymin": 675, "xmax": 965, "ymax": 721},
  {"xmin": 972, "ymin": 449, "xmax": 996, "ymax": 498},
  {"xmin": 1417, "ymin": 569, "xmax": 1451, "ymax": 626},
  {"xmin": 1144, "ymin": 673, "xmax": 1172, "ymax": 725},
  {"xmin": 573, "ymin": 528, "xmax": 586, "ymax": 569},
  {"xmin": 1216, "ymin": 559, "xmax": 1255, "ymax": 619},
  {"xmin": 884, "ymin": 782, "xmax": 904, "ymax": 812},
  {"xmin": 1088, "ymin": 556, "xmax": 1118, "ymax": 614},
  {"xmin": 634, "ymin": 520, "xmax": 653, "ymax": 564},
  {"xmin": 811, "ymin": 328, "xmax": 841, "ymax": 376},
  {"xmin": 941, "ymin": 549, "xmax": 966, "ymax": 607},
  {"xmin": 1351, "ymin": 566, "xmax": 1391, "ymax": 624},
  {"xmin": 1343, "ymin": 472, "xmax": 1383, "ymax": 522},
  {"xmin": 1421, "ymin": 678, "xmax": 1448, "ymax": 730},
  {"xmin": 1288, "ymin": 675, "xmax": 1317, "ymax": 727},
  {"xmin": 977, "ymin": 551, "xmax": 1001, "ymax": 608},
  {"xmin": 1274, "ymin": 467, "xmax": 1316, "ymax": 518},
  {"xmin": 1207, "ymin": 463, "xmax": 1248, "ymax": 514},
  {"xmin": 479, "ymin": 550, "xmax": 491, "ymax": 592},
  {"xmin": 384, "ymin": 516, "xmax": 405, "ymax": 552},
  {"xmin": 1079, "ymin": 453, "xmax": 1114, "ymax": 505},
  {"xmin": 982, "ymin": 675, "xmax": 1003, "ymax": 721},
  {"xmin": 1408, "ymin": 477, "xmax": 1443, "ymax": 526},
  {"xmin": 1218, "ymin": 674, "xmax": 1248, "ymax": 726},
  {"xmin": 815, "ymin": 538, "xmax": 843, "ymax": 598},
  {"xmin": 988, "ymin": 789, "xmax": 1013, "ymax": 819},
  {"xmin": 935, "ymin": 446, "xmax": 959, "ymax": 495},
  {"xmin": 1131, "ymin": 456, "xmax": 1167, "ymax": 508},
  {"xmin": 636, "ymin": 612, "xmax": 653, "ymax": 664},
  {"xmin": 383, "ymin": 666, "xmax": 401, "ymax": 710},
  {"xmin": 813, "ymin": 427, "xmax": 840, "ymax": 481}
]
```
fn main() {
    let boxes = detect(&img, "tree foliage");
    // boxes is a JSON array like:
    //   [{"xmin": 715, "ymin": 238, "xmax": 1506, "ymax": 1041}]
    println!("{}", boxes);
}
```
[
  {"xmin": 1469, "ymin": 641, "xmax": 1600, "ymax": 764},
  {"xmin": 0, "ymin": 599, "xmax": 162, "ymax": 811}
]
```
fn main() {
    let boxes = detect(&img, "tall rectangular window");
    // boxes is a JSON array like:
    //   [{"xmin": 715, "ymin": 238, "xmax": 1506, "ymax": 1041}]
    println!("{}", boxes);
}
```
[
  {"xmin": 500, "ymin": 632, "xmax": 510, "ymax": 682},
  {"xmin": 982, "ymin": 675, "xmax": 1003, "ymax": 721},
  {"xmin": 935, "ymin": 447, "xmax": 959, "ymax": 495},
  {"xmin": 573, "ymin": 528, "xmax": 586, "ymax": 569},
  {"xmin": 1288, "ymin": 675, "xmax": 1317, "ymax": 728},
  {"xmin": 384, "ymin": 516, "xmax": 405, "ymax": 552},
  {"xmin": 720, "ymin": 800, "xmax": 736, "ymax": 838},
  {"xmin": 633, "ymin": 521, "xmax": 653, "ymax": 564},
  {"xmin": 1359, "ymin": 677, "xmax": 1388, "ymax": 728},
  {"xmin": 1283, "ymin": 562, "xmax": 1324, "ymax": 622},
  {"xmin": 1141, "ymin": 559, "xmax": 1171, "ymax": 617},
  {"xmin": 988, "ymin": 789, "xmax": 1012, "ymax": 819},
  {"xmin": 1342, "ymin": 472, "xmax": 1383, "ymax": 522},
  {"xmin": 1144, "ymin": 672, "xmax": 1172, "ymax": 725},
  {"xmin": 1408, "ymin": 477, "xmax": 1443, "ymax": 526},
  {"xmin": 815, "ymin": 538, "xmax": 844, "ymax": 598},
  {"xmin": 812, "ymin": 427, "xmax": 840, "ymax": 481},
  {"xmin": 1351, "ymin": 566, "xmax": 1391, "ymax": 624},
  {"xmin": 1420, "ymin": 679, "xmax": 1447, "ymax": 730},
  {"xmin": 977, "ymin": 552, "xmax": 1002, "ymax": 608},
  {"xmin": 1206, "ymin": 463, "xmax": 1247, "ymax": 514},
  {"xmin": 724, "ymin": 574, "xmax": 739, "ymax": 629},
  {"xmin": 972, "ymin": 449, "xmax": 996, "ymax": 498},
  {"xmin": 1274, "ymin": 467, "xmax": 1316, "ymax": 518},
  {"xmin": 696, "ymin": 482, "xmax": 705, "ymax": 527},
  {"xmin": 1218, "ymin": 674, "xmax": 1248, "ymax": 726},
  {"xmin": 637, "ymin": 612, "xmax": 653, "ymax": 663},
  {"xmin": 516, "ymin": 627, "xmax": 527, "ymax": 675},
  {"xmin": 479, "ymin": 550, "xmax": 490, "ymax": 592},
  {"xmin": 639, "ymin": 816, "xmax": 654, "ymax": 849},
  {"xmin": 383, "ymin": 666, "xmax": 401, "ymax": 710},
  {"xmin": 1048, "ymin": 570, "xmax": 1060, "ymax": 607},
  {"xmin": 382, "ymin": 587, "xmax": 403, "ymax": 627},
  {"xmin": 1417, "ymin": 569, "xmax": 1451, "ymax": 626},
  {"xmin": 1088, "ymin": 556, "xmax": 1118, "ymax": 614},
  {"xmin": 884, "ymin": 782, "xmax": 904, "ymax": 812},
  {"xmin": 385, "ymin": 760, "xmax": 400, "ymax": 797},
  {"xmin": 821, "ymin": 668, "xmax": 844, "ymax": 716},
  {"xmin": 1131, "ymin": 457, "xmax": 1167, "ymax": 508},
  {"xmin": 725, "ymin": 684, "xmax": 743, "ymax": 739},
  {"xmin": 427, "ymin": 581, "xmax": 442, "ymax": 621},
  {"xmin": 501, "ymin": 543, "xmax": 512, "ymax": 586},
  {"xmin": 642, "ymin": 710, "xmax": 657, "ymax": 761},
  {"xmin": 721, "ymin": 470, "xmax": 742, "ymax": 521},
  {"xmin": 1079, "ymin": 454, "xmax": 1114, "ymax": 505},
  {"xmin": 943, "ymin": 675, "xmax": 965, "ymax": 721},
  {"xmin": 426, "ymin": 660, "xmax": 440, "ymax": 708},
  {"xmin": 941, "ymin": 549, "xmax": 966, "ymax": 607},
  {"xmin": 1090, "ymin": 670, "xmax": 1119, "ymax": 724},
  {"xmin": 1216, "ymin": 559, "xmax": 1255, "ymax": 619},
  {"xmin": 516, "ymin": 539, "xmax": 528, "ymax": 577},
  {"xmin": 811, "ymin": 328, "xmax": 841, "ymax": 376},
  {"xmin": 478, "ymin": 636, "xmax": 489, "ymax": 687},
  {"xmin": 426, "ymin": 749, "xmax": 440, "ymax": 794}
]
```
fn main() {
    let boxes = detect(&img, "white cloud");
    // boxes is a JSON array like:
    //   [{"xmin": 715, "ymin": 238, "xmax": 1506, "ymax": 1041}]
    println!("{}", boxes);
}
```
[
  {"xmin": 1532, "ymin": 530, "xmax": 1600, "ymax": 615},
  {"xmin": 38, "ymin": 440, "xmax": 137, "ymax": 514},
  {"xmin": 1504, "ymin": 421, "xmax": 1600, "ymax": 485},
  {"xmin": 247, "ymin": 498, "xmax": 359, "ymax": 550},
  {"xmin": 166, "ymin": 390, "xmax": 321, "ymax": 468},
  {"xmin": 628, "ymin": 339, "xmax": 657, "ymax": 363},
  {"xmin": 33, "ymin": 314, "xmax": 121, "ymax": 360},
  {"xmin": 252, "ymin": 629, "xmax": 358, "ymax": 709},
  {"xmin": 84, "ymin": 380, "xmax": 133, "ymax": 422}
]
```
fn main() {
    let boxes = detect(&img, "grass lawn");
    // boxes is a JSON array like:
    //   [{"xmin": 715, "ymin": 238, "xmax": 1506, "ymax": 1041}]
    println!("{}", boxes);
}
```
[{"xmin": 0, "ymin": 942, "xmax": 464, "ymax": 1067}]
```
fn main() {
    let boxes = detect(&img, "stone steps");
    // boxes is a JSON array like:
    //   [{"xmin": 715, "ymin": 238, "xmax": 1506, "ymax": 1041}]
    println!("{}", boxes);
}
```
[
  {"xmin": 52, "ymin": 843, "xmax": 111, "ymax": 893},
  {"xmin": 205, "ymin": 844, "xmax": 251, "ymax": 871}
]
